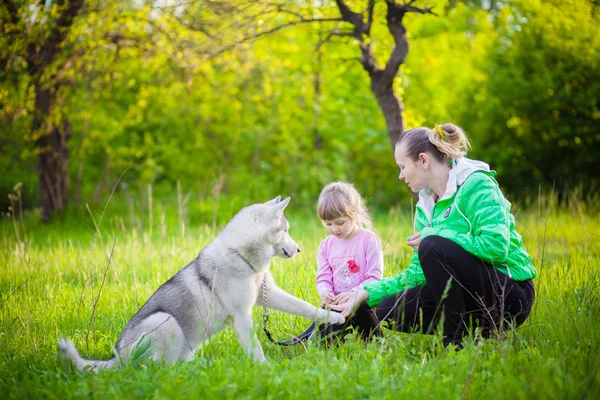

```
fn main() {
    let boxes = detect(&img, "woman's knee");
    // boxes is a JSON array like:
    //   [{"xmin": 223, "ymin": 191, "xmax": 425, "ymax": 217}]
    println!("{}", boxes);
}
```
[
  {"xmin": 418, "ymin": 235, "xmax": 439, "ymax": 254},
  {"xmin": 418, "ymin": 235, "xmax": 454, "ymax": 257},
  {"xmin": 418, "ymin": 235, "xmax": 448, "ymax": 273}
]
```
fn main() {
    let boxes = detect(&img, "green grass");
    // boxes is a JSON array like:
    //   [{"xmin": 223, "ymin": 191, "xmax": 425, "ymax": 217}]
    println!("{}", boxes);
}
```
[{"xmin": 0, "ymin": 197, "xmax": 599, "ymax": 399}]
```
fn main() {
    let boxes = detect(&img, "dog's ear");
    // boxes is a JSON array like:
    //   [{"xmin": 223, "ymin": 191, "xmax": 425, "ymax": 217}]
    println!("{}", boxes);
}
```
[
  {"xmin": 267, "ymin": 197, "xmax": 290, "ymax": 217},
  {"xmin": 277, "ymin": 197, "xmax": 290, "ymax": 211},
  {"xmin": 264, "ymin": 196, "xmax": 281, "ymax": 206}
]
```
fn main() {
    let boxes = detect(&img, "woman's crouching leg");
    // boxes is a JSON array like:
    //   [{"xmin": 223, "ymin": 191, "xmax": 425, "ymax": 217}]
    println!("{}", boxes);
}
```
[{"xmin": 375, "ymin": 284, "xmax": 439, "ymax": 335}]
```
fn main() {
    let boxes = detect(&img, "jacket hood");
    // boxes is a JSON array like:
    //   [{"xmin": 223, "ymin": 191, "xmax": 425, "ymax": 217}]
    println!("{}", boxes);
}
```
[{"xmin": 417, "ymin": 157, "xmax": 493, "ymax": 214}]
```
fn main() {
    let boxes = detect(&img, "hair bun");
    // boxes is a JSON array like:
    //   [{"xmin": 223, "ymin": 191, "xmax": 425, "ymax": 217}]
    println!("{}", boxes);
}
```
[{"xmin": 441, "ymin": 123, "xmax": 459, "ymax": 142}]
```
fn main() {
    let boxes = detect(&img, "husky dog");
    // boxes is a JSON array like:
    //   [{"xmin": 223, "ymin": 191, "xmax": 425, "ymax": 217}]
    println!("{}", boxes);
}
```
[{"xmin": 59, "ymin": 196, "xmax": 344, "ymax": 371}]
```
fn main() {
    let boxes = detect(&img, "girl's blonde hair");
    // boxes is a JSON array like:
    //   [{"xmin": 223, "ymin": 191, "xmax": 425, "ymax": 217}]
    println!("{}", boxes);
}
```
[
  {"xmin": 317, "ymin": 182, "xmax": 372, "ymax": 230},
  {"xmin": 397, "ymin": 122, "xmax": 471, "ymax": 162}
]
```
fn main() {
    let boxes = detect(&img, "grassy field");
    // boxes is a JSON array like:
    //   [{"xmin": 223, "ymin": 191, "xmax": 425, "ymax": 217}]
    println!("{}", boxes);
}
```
[{"xmin": 1, "ymin": 196, "xmax": 599, "ymax": 399}]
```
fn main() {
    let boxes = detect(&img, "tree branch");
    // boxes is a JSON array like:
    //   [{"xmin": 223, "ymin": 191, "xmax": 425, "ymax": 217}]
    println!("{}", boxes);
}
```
[
  {"xmin": 270, "ymin": 4, "xmax": 306, "ymax": 20},
  {"xmin": 334, "ymin": 0, "xmax": 368, "ymax": 38},
  {"xmin": 366, "ymin": 0, "xmax": 375, "ymax": 34},
  {"xmin": 315, "ymin": 27, "xmax": 353, "ymax": 52},
  {"xmin": 379, "ymin": 0, "xmax": 438, "ymax": 85},
  {"xmin": 202, "ymin": 17, "xmax": 343, "ymax": 61},
  {"xmin": 28, "ymin": 0, "xmax": 85, "ymax": 76},
  {"xmin": 332, "ymin": 0, "xmax": 380, "ymax": 76}
]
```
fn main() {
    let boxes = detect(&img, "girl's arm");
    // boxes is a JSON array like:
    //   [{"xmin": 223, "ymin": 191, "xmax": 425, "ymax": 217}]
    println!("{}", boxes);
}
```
[
  {"xmin": 359, "ymin": 234, "xmax": 384, "ymax": 287},
  {"xmin": 316, "ymin": 240, "xmax": 334, "ymax": 297}
]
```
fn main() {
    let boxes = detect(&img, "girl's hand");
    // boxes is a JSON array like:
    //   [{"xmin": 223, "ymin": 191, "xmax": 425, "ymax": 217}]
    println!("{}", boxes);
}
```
[
  {"xmin": 320, "ymin": 290, "xmax": 334, "ymax": 307},
  {"xmin": 329, "ymin": 289, "xmax": 369, "ymax": 318},
  {"xmin": 407, "ymin": 232, "xmax": 422, "ymax": 251}
]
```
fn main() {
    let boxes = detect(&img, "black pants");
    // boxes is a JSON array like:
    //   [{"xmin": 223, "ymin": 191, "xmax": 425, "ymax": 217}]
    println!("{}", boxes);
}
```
[
  {"xmin": 318, "ymin": 301, "xmax": 383, "ymax": 342},
  {"xmin": 374, "ymin": 235, "xmax": 535, "ymax": 346}
]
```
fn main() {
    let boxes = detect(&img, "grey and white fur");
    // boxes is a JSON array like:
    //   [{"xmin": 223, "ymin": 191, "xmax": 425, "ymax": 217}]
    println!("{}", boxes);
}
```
[{"xmin": 58, "ymin": 196, "xmax": 344, "ymax": 372}]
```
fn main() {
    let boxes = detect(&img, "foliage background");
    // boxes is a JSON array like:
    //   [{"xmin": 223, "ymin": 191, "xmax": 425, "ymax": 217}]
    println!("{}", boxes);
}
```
[
  {"xmin": 1, "ymin": 2, "xmax": 599, "ymax": 398},
  {"xmin": 1, "ymin": 0, "xmax": 599, "ymax": 217}
]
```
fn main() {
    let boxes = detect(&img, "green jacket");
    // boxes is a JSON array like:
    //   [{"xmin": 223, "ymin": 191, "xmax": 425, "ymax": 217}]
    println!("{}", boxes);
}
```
[{"xmin": 365, "ymin": 157, "xmax": 536, "ymax": 307}]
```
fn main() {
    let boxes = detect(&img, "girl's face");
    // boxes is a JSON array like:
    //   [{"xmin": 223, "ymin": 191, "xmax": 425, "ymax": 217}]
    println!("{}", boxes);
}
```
[
  {"xmin": 321, "ymin": 216, "xmax": 358, "ymax": 240},
  {"xmin": 395, "ymin": 143, "xmax": 429, "ymax": 193}
]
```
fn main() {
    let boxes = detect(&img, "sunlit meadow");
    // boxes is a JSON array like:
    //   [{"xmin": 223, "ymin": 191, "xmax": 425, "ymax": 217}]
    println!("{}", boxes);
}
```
[{"xmin": 1, "ymin": 193, "xmax": 599, "ymax": 399}]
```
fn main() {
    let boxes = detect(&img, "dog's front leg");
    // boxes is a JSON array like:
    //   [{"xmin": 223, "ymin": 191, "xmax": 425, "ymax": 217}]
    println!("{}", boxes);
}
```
[
  {"xmin": 263, "ymin": 287, "xmax": 345, "ymax": 325},
  {"xmin": 233, "ymin": 310, "xmax": 266, "ymax": 363}
]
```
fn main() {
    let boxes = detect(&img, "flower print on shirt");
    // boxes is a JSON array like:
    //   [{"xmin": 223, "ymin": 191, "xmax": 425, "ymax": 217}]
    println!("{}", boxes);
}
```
[
  {"xmin": 331, "ymin": 256, "xmax": 361, "ymax": 291},
  {"xmin": 315, "ymin": 229, "xmax": 384, "ymax": 296},
  {"xmin": 340, "ymin": 266, "xmax": 352, "ymax": 285},
  {"xmin": 348, "ymin": 259, "xmax": 360, "ymax": 273}
]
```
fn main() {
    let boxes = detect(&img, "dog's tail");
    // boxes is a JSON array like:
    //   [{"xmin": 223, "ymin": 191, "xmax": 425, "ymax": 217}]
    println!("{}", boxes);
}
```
[{"xmin": 58, "ymin": 338, "xmax": 117, "ymax": 373}]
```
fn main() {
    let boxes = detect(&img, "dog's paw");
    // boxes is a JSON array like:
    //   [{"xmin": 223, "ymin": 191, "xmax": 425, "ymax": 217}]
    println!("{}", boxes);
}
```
[
  {"xmin": 317, "ymin": 309, "xmax": 345, "ymax": 325},
  {"xmin": 252, "ymin": 353, "xmax": 267, "ymax": 363},
  {"xmin": 329, "ymin": 311, "xmax": 345, "ymax": 325}
]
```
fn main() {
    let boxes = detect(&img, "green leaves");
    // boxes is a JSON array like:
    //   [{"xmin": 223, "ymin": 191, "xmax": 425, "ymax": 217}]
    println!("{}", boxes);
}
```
[
  {"xmin": 459, "ymin": 0, "xmax": 600, "ymax": 196},
  {"xmin": 1, "ymin": 0, "xmax": 598, "ymax": 213}
]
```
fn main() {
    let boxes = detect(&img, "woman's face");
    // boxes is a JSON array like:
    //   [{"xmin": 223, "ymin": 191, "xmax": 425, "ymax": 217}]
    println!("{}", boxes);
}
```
[{"xmin": 394, "ymin": 143, "xmax": 428, "ymax": 193}]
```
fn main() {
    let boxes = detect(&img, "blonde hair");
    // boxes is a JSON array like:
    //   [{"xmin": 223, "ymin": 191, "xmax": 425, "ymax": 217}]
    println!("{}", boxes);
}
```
[
  {"xmin": 317, "ymin": 182, "xmax": 372, "ymax": 230},
  {"xmin": 397, "ymin": 123, "xmax": 471, "ymax": 162}
]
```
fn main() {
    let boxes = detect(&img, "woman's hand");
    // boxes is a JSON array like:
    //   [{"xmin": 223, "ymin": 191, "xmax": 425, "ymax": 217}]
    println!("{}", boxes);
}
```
[
  {"xmin": 407, "ymin": 232, "xmax": 422, "ymax": 251},
  {"xmin": 329, "ymin": 288, "xmax": 369, "ymax": 318}
]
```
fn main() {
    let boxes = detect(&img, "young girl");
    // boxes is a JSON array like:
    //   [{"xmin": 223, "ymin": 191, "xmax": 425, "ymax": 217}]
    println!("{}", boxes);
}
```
[{"xmin": 315, "ymin": 181, "xmax": 384, "ymax": 340}]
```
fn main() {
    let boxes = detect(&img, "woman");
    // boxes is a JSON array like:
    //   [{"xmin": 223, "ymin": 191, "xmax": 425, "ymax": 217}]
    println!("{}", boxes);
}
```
[{"xmin": 330, "ymin": 123, "xmax": 536, "ymax": 347}]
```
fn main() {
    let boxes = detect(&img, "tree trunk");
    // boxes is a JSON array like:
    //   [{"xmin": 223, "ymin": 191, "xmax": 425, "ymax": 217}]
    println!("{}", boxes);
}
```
[
  {"xmin": 371, "ymin": 75, "xmax": 405, "ymax": 149},
  {"xmin": 332, "ymin": 0, "xmax": 435, "ymax": 149},
  {"xmin": 20, "ymin": 0, "xmax": 85, "ymax": 222},
  {"xmin": 33, "ymin": 85, "xmax": 71, "ymax": 223}
]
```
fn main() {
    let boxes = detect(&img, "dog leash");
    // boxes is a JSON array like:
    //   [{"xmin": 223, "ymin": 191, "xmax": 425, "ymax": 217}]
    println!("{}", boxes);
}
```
[
  {"xmin": 230, "ymin": 248, "xmax": 316, "ymax": 345},
  {"xmin": 261, "ymin": 276, "xmax": 316, "ymax": 346}
]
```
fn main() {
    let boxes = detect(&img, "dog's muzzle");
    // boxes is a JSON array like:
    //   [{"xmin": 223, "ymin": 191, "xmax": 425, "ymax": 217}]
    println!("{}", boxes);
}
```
[{"xmin": 281, "ymin": 247, "xmax": 300, "ymax": 258}]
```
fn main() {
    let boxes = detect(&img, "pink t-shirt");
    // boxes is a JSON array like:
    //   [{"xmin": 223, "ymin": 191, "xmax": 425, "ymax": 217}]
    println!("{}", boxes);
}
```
[{"xmin": 316, "ymin": 229, "xmax": 384, "ymax": 296}]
